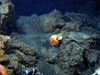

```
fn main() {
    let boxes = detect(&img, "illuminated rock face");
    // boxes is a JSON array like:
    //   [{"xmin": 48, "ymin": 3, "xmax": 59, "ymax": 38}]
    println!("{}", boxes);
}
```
[
  {"xmin": 0, "ymin": 0, "xmax": 15, "ymax": 34},
  {"xmin": 0, "ymin": 0, "xmax": 12, "ymax": 24},
  {"xmin": 0, "ymin": 34, "xmax": 10, "ymax": 63}
]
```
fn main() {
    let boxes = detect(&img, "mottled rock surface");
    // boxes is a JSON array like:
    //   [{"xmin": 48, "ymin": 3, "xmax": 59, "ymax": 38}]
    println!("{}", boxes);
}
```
[
  {"xmin": 6, "ymin": 37, "xmax": 38, "ymax": 74},
  {"xmin": 6, "ymin": 10, "xmax": 100, "ymax": 75},
  {"xmin": 0, "ymin": 0, "xmax": 100, "ymax": 75},
  {"xmin": 17, "ymin": 10, "xmax": 65, "ymax": 33},
  {"xmin": 0, "ymin": 34, "xmax": 10, "ymax": 63},
  {"xmin": 46, "ymin": 12, "xmax": 100, "ymax": 75},
  {"xmin": 0, "ymin": 0, "xmax": 15, "ymax": 34},
  {"xmin": 0, "ymin": 5, "xmax": 99, "ymax": 75},
  {"xmin": 11, "ymin": 10, "xmax": 100, "ymax": 75}
]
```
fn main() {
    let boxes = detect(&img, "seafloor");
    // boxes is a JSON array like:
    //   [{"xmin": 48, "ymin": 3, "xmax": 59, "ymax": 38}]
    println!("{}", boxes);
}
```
[{"xmin": 0, "ymin": 0, "xmax": 100, "ymax": 75}]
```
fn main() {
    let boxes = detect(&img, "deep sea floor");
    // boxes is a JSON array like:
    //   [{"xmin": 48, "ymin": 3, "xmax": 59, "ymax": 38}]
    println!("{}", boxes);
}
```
[{"xmin": 0, "ymin": 0, "xmax": 100, "ymax": 75}]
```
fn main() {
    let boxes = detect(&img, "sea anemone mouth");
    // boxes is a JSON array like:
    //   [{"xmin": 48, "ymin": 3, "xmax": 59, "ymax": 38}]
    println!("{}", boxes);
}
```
[
  {"xmin": 49, "ymin": 33, "xmax": 63, "ymax": 45},
  {"xmin": 49, "ymin": 37, "xmax": 59, "ymax": 45}
]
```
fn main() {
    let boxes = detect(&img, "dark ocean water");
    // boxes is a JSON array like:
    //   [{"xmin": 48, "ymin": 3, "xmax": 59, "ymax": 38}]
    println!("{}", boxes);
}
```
[{"xmin": 12, "ymin": 0, "xmax": 97, "ymax": 16}]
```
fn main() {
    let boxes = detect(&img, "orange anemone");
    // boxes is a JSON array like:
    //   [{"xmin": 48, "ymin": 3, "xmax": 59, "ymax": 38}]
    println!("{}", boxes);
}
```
[
  {"xmin": 0, "ymin": 64, "xmax": 8, "ymax": 75},
  {"xmin": 49, "ymin": 37, "xmax": 59, "ymax": 45}
]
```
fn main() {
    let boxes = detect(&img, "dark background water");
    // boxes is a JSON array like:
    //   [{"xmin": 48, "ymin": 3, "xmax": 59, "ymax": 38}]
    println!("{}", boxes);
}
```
[{"xmin": 12, "ymin": 0, "xmax": 99, "ymax": 16}]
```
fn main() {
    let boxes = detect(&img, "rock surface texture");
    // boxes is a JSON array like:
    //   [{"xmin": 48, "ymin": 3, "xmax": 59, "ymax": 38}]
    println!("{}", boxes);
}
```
[
  {"xmin": 0, "ymin": 0, "xmax": 100, "ymax": 75},
  {"xmin": 0, "ymin": 0, "xmax": 15, "ymax": 34},
  {"xmin": 12, "ymin": 10, "xmax": 100, "ymax": 75}
]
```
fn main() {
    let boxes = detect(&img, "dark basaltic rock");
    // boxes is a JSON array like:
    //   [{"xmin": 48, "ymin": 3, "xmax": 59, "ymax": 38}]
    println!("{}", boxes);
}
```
[
  {"xmin": 16, "ymin": 9, "xmax": 65, "ymax": 33},
  {"xmin": 5, "ymin": 36, "xmax": 39, "ymax": 74},
  {"xmin": 4, "ymin": 8, "xmax": 100, "ymax": 75},
  {"xmin": 46, "ymin": 12, "xmax": 100, "ymax": 75}
]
